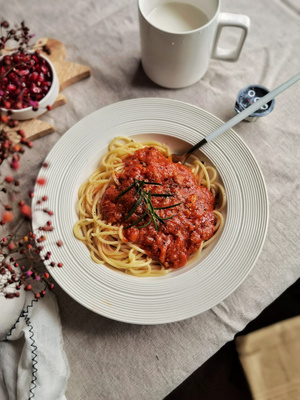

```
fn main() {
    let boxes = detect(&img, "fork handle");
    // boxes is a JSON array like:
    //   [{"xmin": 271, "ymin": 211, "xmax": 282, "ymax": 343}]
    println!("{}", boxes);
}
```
[
  {"xmin": 205, "ymin": 73, "xmax": 300, "ymax": 143},
  {"xmin": 186, "ymin": 138, "xmax": 207, "ymax": 156}
]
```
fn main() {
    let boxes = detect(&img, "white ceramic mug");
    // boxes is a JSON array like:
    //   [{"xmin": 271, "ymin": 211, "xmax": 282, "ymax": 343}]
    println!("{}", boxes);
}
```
[{"xmin": 138, "ymin": 0, "xmax": 250, "ymax": 88}]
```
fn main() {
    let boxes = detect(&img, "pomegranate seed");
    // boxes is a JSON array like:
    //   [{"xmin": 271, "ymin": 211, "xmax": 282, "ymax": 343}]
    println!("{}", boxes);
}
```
[
  {"xmin": 8, "ymin": 72, "xmax": 18, "ymax": 83},
  {"xmin": 37, "ymin": 73, "xmax": 44, "ymax": 83},
  {"xmin": 29, "ymin": 71, "xmax": 39, "ymax": 82},
  {"xmin": 7, "ymin": 83, "xmax": 16, "ymax": 91},
  {"xmin": 13, "ymin": 54, "xmax": 21, "ymax": 63},
  {"xmin": 19, "ymin": 69, "xmax": 30, "ymax": 76},
  {"xmin": 3, "ymin": 55, "xmax": 11, "ymax": 65},
  {"xmin": 31, "ymin": 84, "xmax": 41, "ymax": 94},
  {"xmin": 0, "ymin": 51, "xmax": 53, "ymax": 110},
  {"xmin": 14, "ymin": 101, "xmax": 23, "ymax": 109}
]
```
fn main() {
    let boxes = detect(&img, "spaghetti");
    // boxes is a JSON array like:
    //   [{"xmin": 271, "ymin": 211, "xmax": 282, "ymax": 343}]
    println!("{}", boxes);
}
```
[{"xmin": 73, "ymin": 137, "xmax": 226, "ymax": 276}]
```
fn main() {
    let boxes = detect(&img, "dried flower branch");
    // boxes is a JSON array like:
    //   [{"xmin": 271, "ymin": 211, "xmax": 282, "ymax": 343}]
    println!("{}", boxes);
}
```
[{"xmin": 0, "ymin": 20, "xmax": 61, "ymax": 300}]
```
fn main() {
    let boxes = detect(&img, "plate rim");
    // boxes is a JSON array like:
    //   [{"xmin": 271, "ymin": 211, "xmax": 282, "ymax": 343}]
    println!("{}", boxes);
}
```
[{"xmin": 32, "ymin": 97, "xmax": 269, "ymax": 324}]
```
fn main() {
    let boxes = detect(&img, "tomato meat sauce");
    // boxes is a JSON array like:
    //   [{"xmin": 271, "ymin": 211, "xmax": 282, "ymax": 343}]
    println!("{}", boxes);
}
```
[{"xmin": 101, "ymin": 147, "xmax": 216, "ymax": 269}]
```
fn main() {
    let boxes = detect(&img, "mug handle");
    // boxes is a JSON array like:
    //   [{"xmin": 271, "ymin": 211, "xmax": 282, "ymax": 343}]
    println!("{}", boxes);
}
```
[{"xmin": 212, "ymin": 13, "xmax": 250, "ymax": 61}]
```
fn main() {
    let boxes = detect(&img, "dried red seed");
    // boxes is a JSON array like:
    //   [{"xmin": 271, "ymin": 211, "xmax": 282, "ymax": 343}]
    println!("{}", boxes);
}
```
[
  {"xmin": 36, "ymin": 177, "xmax": 46, "ymax": 185},
  {"xmin": 5, "ymin": 175, "xmax": 14, "ymax": 183},
  {"xmin": 8, "ymin": 119, "xmax": 19, "ymax": 128},
  {"xmin": 2, "ymin": 211, "xmax": 14, "ymax": 223},
  {"xmin": 20, "ymin": 204, "xmax": 32, "ymax": 219},
  {"xmin": 7, "ymin": 242, "xmax": 16, "ymax": 251},
  {"xmin": 17, "ymin": 129, "xmax": 25, "ymax": 137},
  {"xmin": 10, "ymin": 160, "xmax": 20, "ymax": 170}
]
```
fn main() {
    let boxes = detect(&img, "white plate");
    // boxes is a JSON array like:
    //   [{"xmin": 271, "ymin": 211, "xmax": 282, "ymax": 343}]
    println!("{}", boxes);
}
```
[{"xmin": 32, "ymin": 98, "xmax": 269, "ymax": 325}]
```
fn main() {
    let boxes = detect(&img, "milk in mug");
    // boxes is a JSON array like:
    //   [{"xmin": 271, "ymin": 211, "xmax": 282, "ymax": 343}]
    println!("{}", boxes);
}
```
[{"xmin": 147, "ymin": 2, "xmax": 209, "ymax": 33}]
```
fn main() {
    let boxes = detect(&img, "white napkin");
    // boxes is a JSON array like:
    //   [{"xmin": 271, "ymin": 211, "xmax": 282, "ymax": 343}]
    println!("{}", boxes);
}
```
[{"xmin": 0, "ymin": 291, "xmax": 69, "ymax": 400}]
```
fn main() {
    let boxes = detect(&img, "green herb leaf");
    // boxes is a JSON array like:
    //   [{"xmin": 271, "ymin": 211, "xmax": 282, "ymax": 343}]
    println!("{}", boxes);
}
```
[
  {"xmin": 116, "ymin": 179, "xmax": 181, "ymax": 231},
  {"xmin": 115, "ymin": 182, "xmax": 135, "ymax": 200},
  {"xmin": 154, "ymin": 202, "xmax": 182, "ymax": 210},
  {"xmin": 151, "ymin": 193, "xmax": 174, "ymax": 197},
  {"xmin": 124, "ymin": 210, "xmax": 148, "ymax": 229},
  {"xmin": 142, "ymin": 182, "xmax": 162, "ymax": 186},
  {"xmin": 124, "ymin": 193, "xmax": 143, "ymax": 221}
]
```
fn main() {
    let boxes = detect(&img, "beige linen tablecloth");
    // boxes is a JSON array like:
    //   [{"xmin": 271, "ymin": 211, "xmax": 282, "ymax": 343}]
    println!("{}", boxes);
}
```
[{"xmin": 1, "ymin": 0, "xmax": 299, "ymax": 399}]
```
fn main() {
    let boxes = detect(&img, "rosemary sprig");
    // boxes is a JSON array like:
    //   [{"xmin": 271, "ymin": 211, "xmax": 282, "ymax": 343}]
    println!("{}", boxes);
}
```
[{"xmin": 116, "ymin": 180, "xmax": 182, "ymax": 231}]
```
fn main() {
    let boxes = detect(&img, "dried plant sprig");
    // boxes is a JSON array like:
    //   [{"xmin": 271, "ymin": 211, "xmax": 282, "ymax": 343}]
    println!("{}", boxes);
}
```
[
  {"xmin": 0, "ymin": 20, "xmax": 50, "ymax": 54},
  {"xmin": 0, "ymin": 21, "xmax": 61, "ymax": 300},
  {"xmin": 1, "ymin": 164, "xmax": 63, "ymax": 299}
]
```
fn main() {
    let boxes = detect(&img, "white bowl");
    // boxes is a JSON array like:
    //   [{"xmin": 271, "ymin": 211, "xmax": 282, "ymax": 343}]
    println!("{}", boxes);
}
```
[{"xmin": 0, "ymin": 51, "xmax": 59, "ymax": 120}]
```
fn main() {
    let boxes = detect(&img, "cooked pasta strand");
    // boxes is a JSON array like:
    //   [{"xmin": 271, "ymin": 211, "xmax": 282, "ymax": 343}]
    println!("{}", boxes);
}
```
[{"xmin": 73, "ymin": 137, "xmax": 226, "ymax": 276}]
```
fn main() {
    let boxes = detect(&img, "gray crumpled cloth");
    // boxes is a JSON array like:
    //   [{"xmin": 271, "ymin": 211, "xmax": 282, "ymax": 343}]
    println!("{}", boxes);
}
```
[{"xmin": 0, "ymin": 0, "xmax": 299, "ymax": 399}]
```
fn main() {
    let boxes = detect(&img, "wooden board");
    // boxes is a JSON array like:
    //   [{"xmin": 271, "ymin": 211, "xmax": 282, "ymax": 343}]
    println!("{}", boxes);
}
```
[{"xmin": 2, "ymin": 38, "xmax": 91, "ymax": 142}]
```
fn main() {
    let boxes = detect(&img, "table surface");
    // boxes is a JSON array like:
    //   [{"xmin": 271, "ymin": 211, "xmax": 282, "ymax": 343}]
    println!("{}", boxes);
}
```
[{"xmin": 1, "ymin": 0, "xmax": 300, "ymax": 399}]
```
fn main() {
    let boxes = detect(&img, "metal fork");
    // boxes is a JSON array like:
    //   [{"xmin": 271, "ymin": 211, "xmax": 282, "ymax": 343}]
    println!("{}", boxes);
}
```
[{"xmin": 172, "ymin": 73, "xmax": 300, "ymax": 164}]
